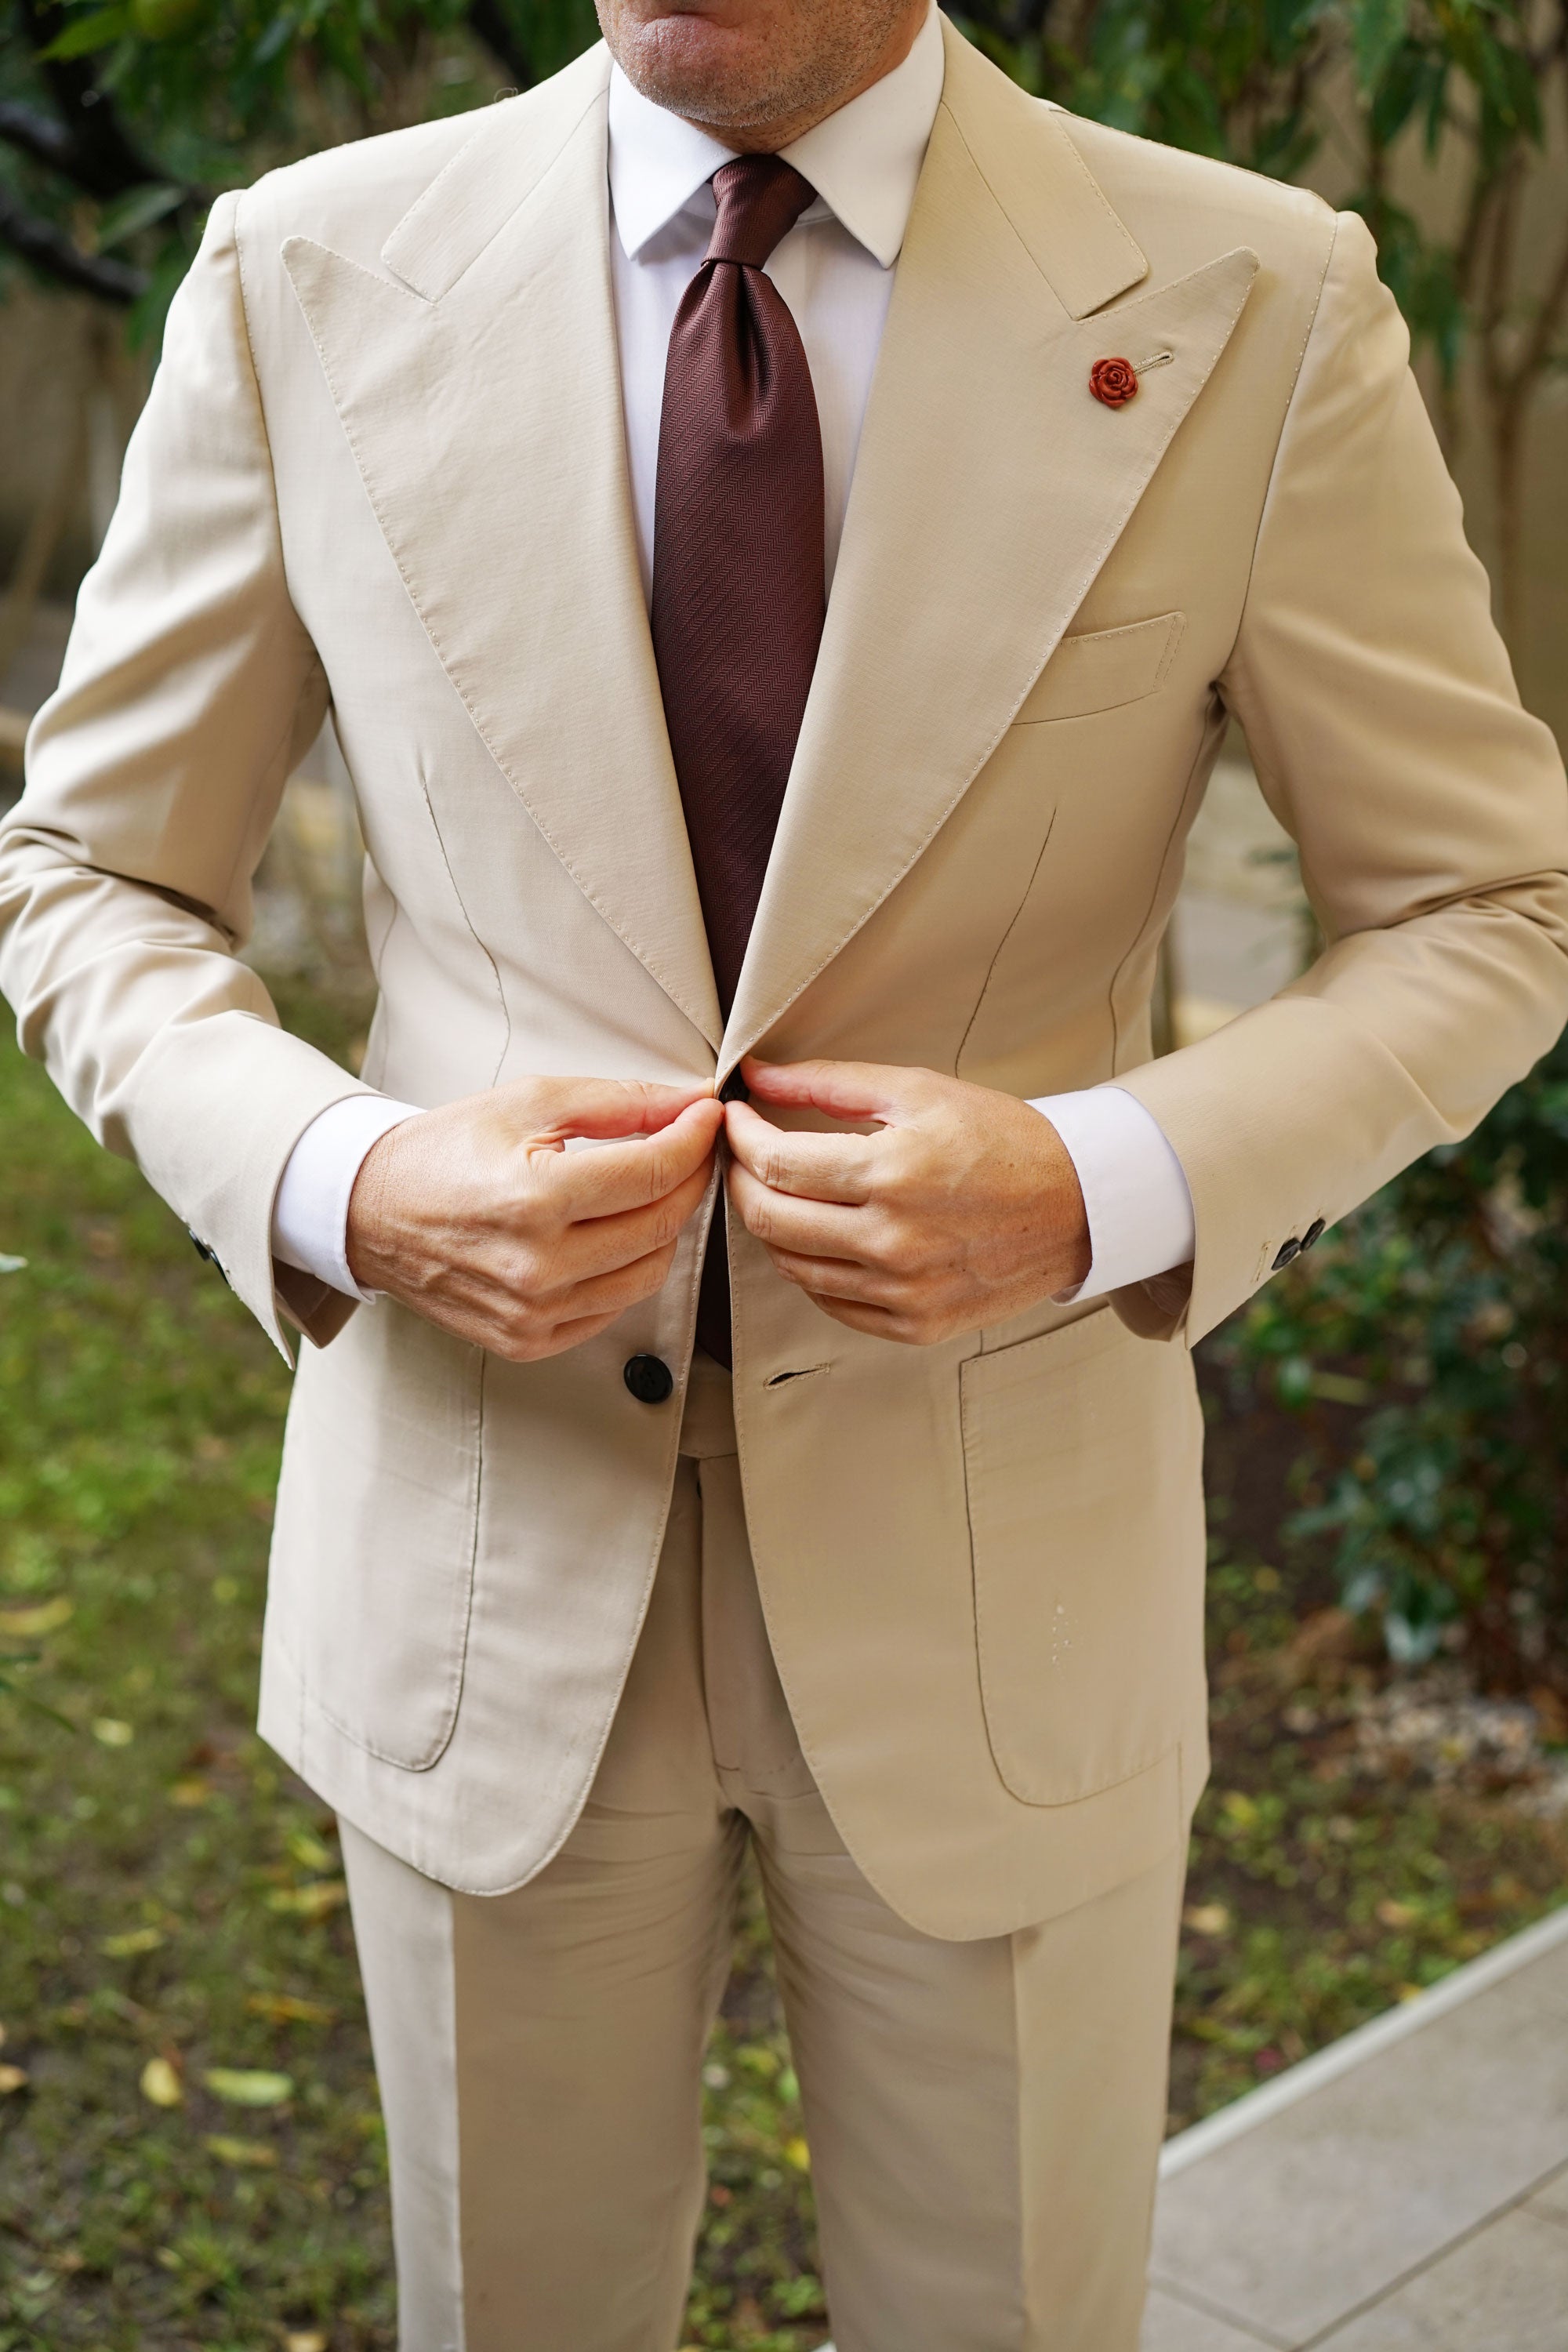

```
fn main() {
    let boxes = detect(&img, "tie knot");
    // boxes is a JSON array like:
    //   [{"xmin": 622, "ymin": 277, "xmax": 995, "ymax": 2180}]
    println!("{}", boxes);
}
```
[{"xmin": 706, "ymin": 155, "xmax": 815, "ymax": 270}]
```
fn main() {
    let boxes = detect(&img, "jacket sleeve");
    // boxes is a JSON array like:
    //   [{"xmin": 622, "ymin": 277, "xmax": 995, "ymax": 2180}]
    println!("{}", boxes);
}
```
[
  {"xmin": 0, "ymin": 191, "xmax": 374, "ymax": 1356},
  {"xmin": 1110, "ymin": 208, "xmax": 1568, "ymax": 1345}
]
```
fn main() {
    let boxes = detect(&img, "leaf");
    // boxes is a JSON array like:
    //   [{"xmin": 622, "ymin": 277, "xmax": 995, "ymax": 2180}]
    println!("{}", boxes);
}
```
[
  {"xmin": 92, "ymin": 1719, "xmax": 134, "ymax": 1747},
  {"xmin": 140, "ymin": 2055, "xmax": 183, "ymax": 2107},
  {"xmin": 129, "ymin": 0, "xmax": 206, "ymax": 36},
  {"xmin": 167, "ymin": 1777, "xmax": 211, "ymax": 1807},
  {"xmin": 285, "ymin": 1828, "xmax": 334, "ymax": 1874},
  {"xmin": 0, "ymin": 2064, "xmax": 28, "ymax": 2096},
  {"xmin": 39, "ymin": 3, "xmax": 129, "ymax": 58},
  {"xmin": 266, "ymin": 1878, "xmax": 347, "ymax": 1919},
  {"xmin": 1185, "ymin": 1902, "xmax": 1232, "ymax": 1935},
  {"xmin": 1351, "ymin": 0, "xmax": 1410, "ymax": 93},
  {"xmin": 0, "ymin": 1598, "xmax": 73, "ymax": 1638},
  {"xmin": 246, "ymin": 1991, "xmax": 336, "ymax": 2025},
  {"xmin": 100, "ymin": 1926, "xmax": 165, "ymax": 1956},
  {"xmin": 783, "ymin": 2136, "xmax": 811, "ymax": 2170},
  {"xmin": 204, "ymin": 2132, "xmax": 278, "ymax": 2167},
  {"xmin": 203, "ymin": 2067, "xmax": 294, "ymax": 2107},
  {"xmin": 95, "ymin": 183, "xmax": 184, "ymax": 252}
]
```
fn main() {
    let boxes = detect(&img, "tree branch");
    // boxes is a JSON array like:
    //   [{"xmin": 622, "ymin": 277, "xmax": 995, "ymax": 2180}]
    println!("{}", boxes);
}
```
[
  {"xmin": 0, "ymin": 185, "xmax": 145, "ymax": 302},
  {"xmin": 0, "ymin": 96, "xmax": 82, "ymax": 177}
]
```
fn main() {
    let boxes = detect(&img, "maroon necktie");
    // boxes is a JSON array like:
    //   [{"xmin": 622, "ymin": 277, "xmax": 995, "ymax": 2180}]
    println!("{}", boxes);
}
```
[{"xmin": 652, "ymin": 156, "xmax": 826, "ymax": 1363}]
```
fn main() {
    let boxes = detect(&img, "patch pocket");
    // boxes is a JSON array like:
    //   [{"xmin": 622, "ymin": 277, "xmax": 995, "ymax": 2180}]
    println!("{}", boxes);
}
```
[
  {"xmin": 960, "ymin": 1307, "xmax": 1203, "ymax": 1807},
  {"xmin": 276, "ymin": 1302, "xmax": 484, "ymax": 1771},
  {"xmin": 1013, "ymin": 612, "xmax": 1185, "ymax": 725}
]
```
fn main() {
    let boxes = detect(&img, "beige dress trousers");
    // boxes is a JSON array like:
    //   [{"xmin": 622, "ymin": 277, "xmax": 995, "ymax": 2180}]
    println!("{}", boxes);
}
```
[{"xmin": 340, "ymin": 1353, "xmax": 1185, "ymax": 2352}]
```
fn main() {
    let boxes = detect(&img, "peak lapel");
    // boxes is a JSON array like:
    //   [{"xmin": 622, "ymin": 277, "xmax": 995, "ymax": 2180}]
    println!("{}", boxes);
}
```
[
  {"xmin": 285, "ymin": 50, "xmax": 723, "ymax": 1051},
  {"xmin": 723, "ymin": 27, "xmax": 1257, "ymax": 1065}
]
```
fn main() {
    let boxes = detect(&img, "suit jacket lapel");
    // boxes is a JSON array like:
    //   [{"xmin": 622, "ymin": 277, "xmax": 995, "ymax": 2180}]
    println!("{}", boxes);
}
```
[
  {"xmin": 723, "ymin": 24, "xmax": 1258, "ymax": 1065},
  {"xmin": 284, "ymin": 46, "xmax": 724, "ymax": 1051}
]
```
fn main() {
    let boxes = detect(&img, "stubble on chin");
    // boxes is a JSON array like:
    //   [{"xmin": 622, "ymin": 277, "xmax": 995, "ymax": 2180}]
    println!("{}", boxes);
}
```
[{"xmin": 596, "ymin": 1, "xmax": 895, "ymax": 138}]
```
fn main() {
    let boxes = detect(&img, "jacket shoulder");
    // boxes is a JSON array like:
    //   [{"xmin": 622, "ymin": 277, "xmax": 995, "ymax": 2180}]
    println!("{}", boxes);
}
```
[{"xmin": 1051, "ymin": 110, "xmax": 1338, "ymax": 288}]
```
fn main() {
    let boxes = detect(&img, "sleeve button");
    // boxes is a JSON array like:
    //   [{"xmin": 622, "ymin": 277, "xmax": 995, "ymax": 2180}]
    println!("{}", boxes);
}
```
[
  {"xmin": 623, "ymin": 1353, "xmax": 675, "ymax": 1406},
  {"xmin": 1301, "ymin": 1218, "xmax": 1326, "ymax": 1250},
  {"xmin": 1271, "ymin": 1236, "xmax": 1302, "ymax": 1272}
]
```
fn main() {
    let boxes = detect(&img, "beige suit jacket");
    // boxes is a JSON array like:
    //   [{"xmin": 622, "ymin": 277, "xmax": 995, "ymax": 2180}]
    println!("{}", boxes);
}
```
[{"xmin": 3, "ymin": 22, "xmax": 1566, "ymax": 1934}]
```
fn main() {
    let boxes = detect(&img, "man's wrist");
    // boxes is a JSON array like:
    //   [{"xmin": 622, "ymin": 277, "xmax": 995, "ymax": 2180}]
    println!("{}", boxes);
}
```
[
  {"xmin": 1027, "ymin": 1085, "xmax": 1196, "ymax": 1301},
  {"xmin": 272, "ymin": 1094, "xmax": 423, "ymax": 1301}
]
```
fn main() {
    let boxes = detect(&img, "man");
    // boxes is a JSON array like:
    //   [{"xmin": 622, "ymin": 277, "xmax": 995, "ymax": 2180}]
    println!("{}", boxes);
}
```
[{"xmin": 2, "ymin": 0, "xmax": 1566, "ymax": 2341}]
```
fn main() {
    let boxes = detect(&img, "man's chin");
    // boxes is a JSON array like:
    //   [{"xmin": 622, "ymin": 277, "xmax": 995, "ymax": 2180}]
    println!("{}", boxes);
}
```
[{"xmin": 613, "ymin": 22, "xmax": 799, "ymax": 129}]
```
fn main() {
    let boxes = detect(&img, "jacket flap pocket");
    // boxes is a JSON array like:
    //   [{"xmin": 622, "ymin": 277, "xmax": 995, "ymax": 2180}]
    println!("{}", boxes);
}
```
[{"xmin": 1014, "ymin": 612, "xmax": 1185, "ymax": 726}]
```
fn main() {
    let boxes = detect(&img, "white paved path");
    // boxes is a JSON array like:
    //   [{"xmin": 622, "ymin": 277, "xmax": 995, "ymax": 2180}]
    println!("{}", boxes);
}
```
[{"xmin": 1143, "ymin": 1904, "xmax": 1568, "ymax": 2350}]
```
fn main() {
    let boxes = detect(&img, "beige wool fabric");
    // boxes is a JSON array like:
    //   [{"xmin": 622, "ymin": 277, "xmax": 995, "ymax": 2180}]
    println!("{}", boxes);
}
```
[{"xmin": 2, "ymin": 20, "xmax": 1566, "ymax": 1937}]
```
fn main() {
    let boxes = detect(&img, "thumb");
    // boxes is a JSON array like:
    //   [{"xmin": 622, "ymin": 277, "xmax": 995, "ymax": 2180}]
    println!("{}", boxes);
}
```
[{"xmin": 739, "ymin": 1056, "xmax": 931, "ymax": 1127}]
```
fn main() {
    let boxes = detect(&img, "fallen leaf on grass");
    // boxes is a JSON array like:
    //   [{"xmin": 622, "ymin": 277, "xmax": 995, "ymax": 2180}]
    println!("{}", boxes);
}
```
[
  {"xmin": 0, "ymin": 1598, "xmax": 73, "ymax": 1638},
  {"xmin": 140, "ymin": 2056, "xmax": 183, "ymax": 2108},
  {"xmin": 285, "ymin": 2333, "xmax": 328, "ymax": 2352},
  {"xmin": 100, "ymin": 1927, "xmax": 165, "ymax": 1957},
  {"xmin": 286, "ymin": 1828, "xmax": 335, "ymax": 1874},
  {"xmin": 1184, "ymin": 1904, "xmax": 1232, "ymax": 1936},
  {"xmin": 91, "ymin": 1719, "xmax": 133, "ymax": 1748},
  {"xmin": 784, "ymin": 2136, "xmax": 811, "ymax": 2170},
  {"xmin": 0, "ymin": 2064, "xmax": 28, "ymax": 2094},
  {"xmin": 266, "ymin": 1879, "xmax": 347, "ymax": 1919},
  {"xmin": 203, "ymin": 2067, "xmax": 294, "ymax": 2107},
  {"xmin": 204, "ymin": 2134, "xmax": 278, "ymax": 2169},
  {"xmin": 167, "ymin": 1777, "xmax": 211, "ymax": 1808},
  {"xmin": 1377, "ymin": 1899, "xmax": 1419, "ymax": 1929},
  {"xmin": 247, "ymin": 1992, "xmax": 336, "ymax": 2026}
]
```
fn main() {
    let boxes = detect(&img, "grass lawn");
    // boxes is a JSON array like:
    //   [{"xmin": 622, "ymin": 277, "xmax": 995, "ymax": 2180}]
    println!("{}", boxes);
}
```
[{"xmin": 1, "ymin": 994, "xmax": 1563, "ymax": 2350}]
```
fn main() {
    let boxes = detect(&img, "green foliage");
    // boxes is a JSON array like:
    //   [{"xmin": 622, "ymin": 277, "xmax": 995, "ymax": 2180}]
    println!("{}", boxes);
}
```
[{"xmin": 1229, "ymin": 1030, "xmax": 1568, "ymax": 1679}]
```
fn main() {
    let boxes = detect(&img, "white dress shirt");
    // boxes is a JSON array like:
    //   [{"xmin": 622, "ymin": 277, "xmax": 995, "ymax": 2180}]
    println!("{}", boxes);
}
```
[{"xmin": 272, "ymin": 3, "xmax": 1196, "ymax": 1305}]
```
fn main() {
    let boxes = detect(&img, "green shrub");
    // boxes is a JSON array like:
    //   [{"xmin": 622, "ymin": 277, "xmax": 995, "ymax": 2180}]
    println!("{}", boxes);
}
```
[{"xmin": 1229, "ymin": 1030, "xmax": 1568, "ymax": 1684}]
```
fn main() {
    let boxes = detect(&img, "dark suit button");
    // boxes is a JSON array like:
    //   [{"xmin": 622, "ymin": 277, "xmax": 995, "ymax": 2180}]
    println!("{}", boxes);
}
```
[
  {"xmin": 719, "ymin": 1069, "xmax": 749, "ymax": 1104},
  {"xmin": 188, "ymin": 1229, "xmax": 213, "ymax": 1265},
  {"xmin": 1301, "ymin": 1218, "xmax": 1326, "ymax": 1250},
  {"xmin": 623, "ymin": 1353, "xmax": 674, "ymax": 1406},
  {"xmin": 1271, "ymin": 1236, "xmax": 1301, "ymax": 1272}
]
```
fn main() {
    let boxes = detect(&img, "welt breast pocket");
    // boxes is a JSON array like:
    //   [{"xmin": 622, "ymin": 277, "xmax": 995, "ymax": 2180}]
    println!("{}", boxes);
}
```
[{"xmin": 1013, "ymin": 612, "xmax": 1185, "ymax": 726}]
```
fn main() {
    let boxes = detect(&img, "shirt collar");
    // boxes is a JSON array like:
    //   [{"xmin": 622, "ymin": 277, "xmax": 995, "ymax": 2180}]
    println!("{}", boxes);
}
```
[{"xmin": 607, "ymin": 0, "xmax": 945, "ymax": 270}]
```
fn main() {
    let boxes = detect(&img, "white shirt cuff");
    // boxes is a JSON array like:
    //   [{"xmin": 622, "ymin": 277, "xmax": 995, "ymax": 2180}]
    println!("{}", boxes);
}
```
[
  {"xmin": 271, "ymin": 1094, "xmax": 423, "ymax": 1301},
  {"xmin": 1029, "ymin": 1085, "xmax": 1196, "ymax": 1302}
]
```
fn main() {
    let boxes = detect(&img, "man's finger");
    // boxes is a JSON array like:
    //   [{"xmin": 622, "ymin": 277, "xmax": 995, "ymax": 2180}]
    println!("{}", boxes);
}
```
[
  {"xmin": 546, "ymin": 1098, "xmax": 724, "ymax": 1221},
  {"xmin": 739, "ymin": 1055, "xmax": 932, "ymax": 1127},
  {"xmin": 510, "ymin": 1073, "xmax": 717, "ymax": 1145},
  {"xmin": 552, "ymin": 1161, "xmax": 715, "ymax": 1282},
  {"xmin": 724, "ymin": 1098, "xmax": 877, "ymax": 1203},
  {"xmin": 728, "ymin": 1157, "xmax": 873, "ymax": 1263},
  {"xmin": 762, "ymin": 1246, "xmax": 901, "ymax": 1308}
]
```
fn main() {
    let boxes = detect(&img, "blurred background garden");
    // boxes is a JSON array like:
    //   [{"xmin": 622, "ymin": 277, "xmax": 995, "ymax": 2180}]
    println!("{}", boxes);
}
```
[{"xmin": 1, "ymin": 1, "xmax": 1566, "ymax": 2346}]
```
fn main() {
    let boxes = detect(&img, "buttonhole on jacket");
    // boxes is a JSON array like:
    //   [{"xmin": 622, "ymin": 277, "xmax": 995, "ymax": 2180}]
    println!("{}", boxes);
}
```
[{"xmin": 765, "ymin": 1364, "xmax": 831, "ymax": 1389}]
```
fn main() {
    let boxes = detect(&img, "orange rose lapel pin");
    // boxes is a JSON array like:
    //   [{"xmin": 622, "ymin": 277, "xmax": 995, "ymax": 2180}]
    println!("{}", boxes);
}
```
[
  {"xmin": 1090, "ymin": 349, "xmax": 1174, "ymax": 408},
  {"xmin": 1089, "ymin": 355, "xmax": 1138, "ymax": 408}
]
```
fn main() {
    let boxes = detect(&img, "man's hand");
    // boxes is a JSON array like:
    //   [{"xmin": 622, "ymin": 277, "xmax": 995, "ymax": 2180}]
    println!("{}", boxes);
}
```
[
  {"xmin": 724, "ymin": 1058, "xmax": 1091, "ymax": 1347},
  {"xmin": 347, "ymin": 1077, "xmax": 724, "ymax": 1361}
]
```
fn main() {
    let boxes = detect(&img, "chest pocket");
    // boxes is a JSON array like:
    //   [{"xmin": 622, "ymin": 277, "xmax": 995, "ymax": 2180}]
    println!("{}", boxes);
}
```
[{"xmin": 1014, "ymin": 612, "xmax": 1185, "ymax": 725}]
